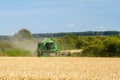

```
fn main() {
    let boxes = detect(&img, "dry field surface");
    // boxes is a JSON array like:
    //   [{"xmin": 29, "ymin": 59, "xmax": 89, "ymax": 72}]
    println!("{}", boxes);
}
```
[
  {"xmin": 61, "ymin": 50, "xmax": 82, "ymax": 53},
  {"xmin": 0, "ymin": 57, "xmax": 120, "ymax": 80}
]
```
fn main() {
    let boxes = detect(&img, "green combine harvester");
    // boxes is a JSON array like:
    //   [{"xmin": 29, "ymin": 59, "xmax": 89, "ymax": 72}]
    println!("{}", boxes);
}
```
[{"xmin": 36, "ymin": 38, "xmax": 59, "ymax": 56}]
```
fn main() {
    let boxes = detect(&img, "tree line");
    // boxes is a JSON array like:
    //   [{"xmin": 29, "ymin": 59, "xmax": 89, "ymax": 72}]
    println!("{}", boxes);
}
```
[
  {"xmin": 54, "ymin": 34, "xmax": 120, "ymax": 57},
  {"xmin": 33, "ymin": 31, "xmax": 120, "ymax": 38}
]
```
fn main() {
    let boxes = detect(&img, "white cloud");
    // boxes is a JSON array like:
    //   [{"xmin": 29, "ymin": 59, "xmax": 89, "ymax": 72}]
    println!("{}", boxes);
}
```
[
  {"xmin": 67, "ymin": 24, "xmax": 76, "ymax": 28},
  {"xmin": 99, "ymin": 26, "xmax": 104, "ymax": 29},
  {"xmin": 98, "ymin": 26, "xmax": 106, "ymax": 31}
]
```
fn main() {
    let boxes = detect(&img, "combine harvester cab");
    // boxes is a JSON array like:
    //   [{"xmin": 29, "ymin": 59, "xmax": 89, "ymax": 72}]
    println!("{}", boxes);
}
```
[{"xmin": 36, "ymin": 38, "xmax": 59, "ymax": 56}]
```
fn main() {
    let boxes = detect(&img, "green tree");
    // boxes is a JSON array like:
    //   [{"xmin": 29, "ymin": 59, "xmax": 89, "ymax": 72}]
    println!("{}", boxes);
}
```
[
  {"xmin": 104, "ymin": 37, "xmax": 120, "ymax": 57},
  {"xmin": 14, "ymin": 29, "xmax": 32, "ymax": 39},
  {"xmin": 82, "ymin": 44, "xmax": 106, "ymax": 57}
]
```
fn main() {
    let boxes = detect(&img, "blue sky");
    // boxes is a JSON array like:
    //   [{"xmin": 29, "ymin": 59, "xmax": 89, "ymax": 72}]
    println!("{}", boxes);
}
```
[{"xmin": 0, "ymin": 0, "xmax": 120, "ymax": 35}]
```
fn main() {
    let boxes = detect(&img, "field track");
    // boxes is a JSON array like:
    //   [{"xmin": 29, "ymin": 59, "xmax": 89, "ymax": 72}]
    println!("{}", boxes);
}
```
[
  {"xmin": 61, "ymin": 50, "xmax": 82, "ymax": 53},
  {"xmin": 0, "ymin": 57, "xmax": 120, "ymax": 80}
]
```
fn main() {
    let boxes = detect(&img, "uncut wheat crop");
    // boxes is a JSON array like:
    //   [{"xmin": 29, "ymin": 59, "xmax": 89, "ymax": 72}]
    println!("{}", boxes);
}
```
[{"xmin": 0, "ymin": 57, "xmax": 120, "ymax": 80}]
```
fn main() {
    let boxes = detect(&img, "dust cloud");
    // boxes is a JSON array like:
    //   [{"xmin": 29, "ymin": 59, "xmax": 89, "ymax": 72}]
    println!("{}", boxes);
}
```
[{"xmin": 11, "ymin": 38, "xmax": 40, "ymax": 56}]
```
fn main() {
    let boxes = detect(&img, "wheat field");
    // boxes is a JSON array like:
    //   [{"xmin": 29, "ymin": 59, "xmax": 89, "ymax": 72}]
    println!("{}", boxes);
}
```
[{"xmin": 0, "ymin": 57, "xmax": 120, "ymax": 80}]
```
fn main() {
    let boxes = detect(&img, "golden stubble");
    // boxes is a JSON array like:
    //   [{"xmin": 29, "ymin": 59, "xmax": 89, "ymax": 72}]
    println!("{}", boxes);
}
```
[{"xmin": 0, "ymin": 57, "xmax": 120, "ymax": 80}]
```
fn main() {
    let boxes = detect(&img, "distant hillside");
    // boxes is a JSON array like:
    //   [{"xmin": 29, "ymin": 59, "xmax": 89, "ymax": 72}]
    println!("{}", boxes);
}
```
[
  {"xmin": 0, "ymin": 31, "xmax": 120, "ymax": 40},
  {"xmin": 33, "ymin": 31, "xmax": 120, "ymax": 38},
  {"xmin": 0, "ymin": 36, "xmax": 11, "ymax": 40}
]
